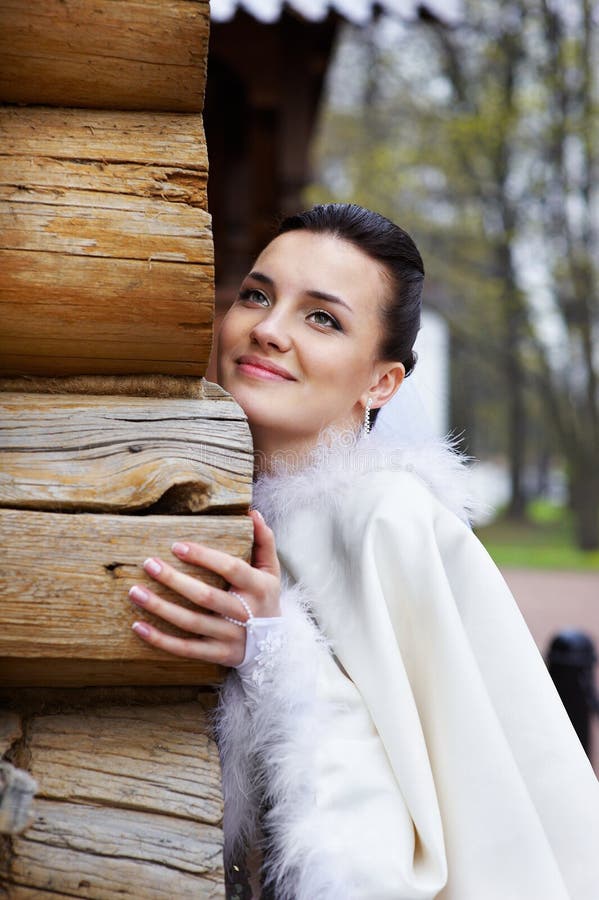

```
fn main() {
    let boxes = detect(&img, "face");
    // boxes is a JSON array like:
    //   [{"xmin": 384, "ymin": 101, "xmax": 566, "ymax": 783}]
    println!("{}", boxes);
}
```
[{"xmin": 216, "ymin": 230, "xmax": 404, "ymax": 455}]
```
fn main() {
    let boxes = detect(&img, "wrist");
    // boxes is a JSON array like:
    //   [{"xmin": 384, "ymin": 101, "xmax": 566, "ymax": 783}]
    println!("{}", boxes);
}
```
[{"xmin": 235, "ymin": 617, "xmax": 287, "ymax": 687}]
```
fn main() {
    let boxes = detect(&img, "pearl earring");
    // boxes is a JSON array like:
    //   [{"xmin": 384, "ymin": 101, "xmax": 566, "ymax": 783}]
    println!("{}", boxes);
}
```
[{"xmin": 363, "ymin": 397, "xmax": 373, "ymax": 435}]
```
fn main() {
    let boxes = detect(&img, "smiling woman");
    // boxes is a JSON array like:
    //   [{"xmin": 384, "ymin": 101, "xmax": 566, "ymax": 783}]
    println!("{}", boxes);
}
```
[
  {"xmin": 216, "ymin": 226, "xmax": 406, "ymax": 468},
  {"xmin": 130, "ymin": 204, "xmax": 599, "ymax": 900}
]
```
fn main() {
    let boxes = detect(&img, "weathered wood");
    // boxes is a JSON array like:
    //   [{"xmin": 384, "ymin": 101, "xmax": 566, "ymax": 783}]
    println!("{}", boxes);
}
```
[
  {"xmin": 0, "ymin": 392, "xmax": 252, "ymax": 513},
  {"xmin": 0, "ymin": 510, "xmax": 253, "ymax": 686},
  {"xmin": 10, "ymin": 803, "xmax": 224, "ymax": 898},
  {"xmin": 0, "ymin": 108, "xmax": 213, "ymax": 377},
  {"xmin": 0, "ymin": 0, "xmax": 210, "ymax": 113},
  {"xmin": 28, "ymin": 702, "xmax": 222, "ymax": 823},
  {"xmin": 1, "ymin": 699, "xmax": 225, "ymax": 897},
  {"xmin": 0, "ymin": 107, "xmax": 209, "ymax": 170}
]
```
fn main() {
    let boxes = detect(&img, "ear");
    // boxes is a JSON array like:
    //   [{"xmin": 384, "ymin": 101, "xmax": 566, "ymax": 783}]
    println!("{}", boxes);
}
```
[{"xmin": 362, "ymin": 361, "xmax": 405, "ymax": 411}]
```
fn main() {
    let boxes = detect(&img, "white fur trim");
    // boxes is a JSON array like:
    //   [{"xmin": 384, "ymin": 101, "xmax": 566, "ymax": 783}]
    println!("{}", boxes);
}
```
[
  {"xmin": 253, "ymin": 428, "xmax": 478, "ymax": 530},
  {"xmin": 215, "ymin": 581, "xmax": 355, "ymax": 899}
]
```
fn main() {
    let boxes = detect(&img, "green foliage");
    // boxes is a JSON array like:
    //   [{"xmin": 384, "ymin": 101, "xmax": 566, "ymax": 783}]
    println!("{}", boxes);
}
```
[{"xmin": 475, "ymin": 502, "xmax": 599, "ymax": 571}]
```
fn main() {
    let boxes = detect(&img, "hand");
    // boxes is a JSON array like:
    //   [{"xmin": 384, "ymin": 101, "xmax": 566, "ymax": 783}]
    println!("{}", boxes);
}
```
[{"xmin": 128, "ymin": 509, "xmax": 281, "ymax": 666}]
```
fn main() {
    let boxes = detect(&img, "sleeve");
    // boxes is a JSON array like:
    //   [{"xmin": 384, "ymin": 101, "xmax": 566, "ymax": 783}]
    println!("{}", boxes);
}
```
[
  {"xmin": 330, "ymin": 469, "xmax": 599, "ymax": 900},
  {"xmin": 215, "ymin": 582, "xmax": 355, "ymax": 900},
  {"xmin": 234, "ymin": 615, "xmax": 287, "ymax": 688}
]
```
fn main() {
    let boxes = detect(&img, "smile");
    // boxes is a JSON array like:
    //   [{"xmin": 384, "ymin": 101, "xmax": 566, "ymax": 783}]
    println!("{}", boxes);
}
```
[{"xmin": 236, "ymin": 356, "xmax": 297, "ymax": 382}]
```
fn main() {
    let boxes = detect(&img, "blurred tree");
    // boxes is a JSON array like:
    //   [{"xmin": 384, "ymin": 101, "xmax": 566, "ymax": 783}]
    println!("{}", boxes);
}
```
[{"xmin": 308, "ymin": 0, "xmax": 598, "ymax": 548}]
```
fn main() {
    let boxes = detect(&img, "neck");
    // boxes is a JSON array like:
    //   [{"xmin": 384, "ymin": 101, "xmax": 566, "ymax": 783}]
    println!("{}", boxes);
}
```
[
  {"xmin": 250, "ymin": 422, "xmax": 362, "ymax": 475},
  {"xmin": 250, "ymin": 427, "xmax": 320, "ymax": 475}
]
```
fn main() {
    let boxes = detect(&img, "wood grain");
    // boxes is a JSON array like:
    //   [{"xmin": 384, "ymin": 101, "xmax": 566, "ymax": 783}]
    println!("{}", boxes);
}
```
[
  {"xmin": 10, "ymin": 803, "xmax": 224, "ymax": 897},
  {"xmin": 0, "ymin": 0, "xmax": 210, "ymax": 113},
  {"xmin": 28, "ymin": 701, "xmax": 222, "ymax": 823},
  {"xmin": 0, "ymin": 392, "xmax": 252, "ymax": 513},
  {"xmin": 0, "ymin": 108, "xmax": 213, "ymax": 377},
  {"xmin": 0, "ymin": 510, "xmax": 253, "ymax": 686},
  {"xmin": 1, "ymin": 699, "xmax": 225, "ymax": 896}
]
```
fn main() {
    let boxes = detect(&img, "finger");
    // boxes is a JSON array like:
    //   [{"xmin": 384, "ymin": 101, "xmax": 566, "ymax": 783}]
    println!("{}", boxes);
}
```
[
  {"xmin": 128, "ymin": 584, "xmax": 236, "ymax": 640},
  {"xmin": 142, "ymin": 556, "xmax": 257, "ymax": 620},
  {"xmin": 131, "ymin": 620, "xmax": 243, "ymax": 664},
  {"xmin": 249, "ymin": 509, "xmax": 280, "ymax": 577},
  {"xmin": 165, "ymin": 543, "xmax": 263, "ymax": 595}
]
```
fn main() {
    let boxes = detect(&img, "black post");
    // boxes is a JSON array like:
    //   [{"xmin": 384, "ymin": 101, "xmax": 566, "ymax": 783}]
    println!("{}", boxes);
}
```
[{"xmin": 547, "ymin": 630, "xmax": 598, "ymax": 758}]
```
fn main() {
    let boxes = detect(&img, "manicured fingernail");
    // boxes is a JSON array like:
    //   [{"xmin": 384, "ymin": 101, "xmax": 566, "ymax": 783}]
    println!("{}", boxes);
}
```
[
  {"xmin": 143, "ymin": 557, "xmax": 162, "ymax": 576},
  {"xmin": 132, "ymin": 621, "xmax": 151, "ymax": 638},
  {"xmin": 171, "ymin": 542, "xmax": 189, "ymax": 556},
  {"xmin": 129, "ymin": 585, "xmax": 149, "ymax": 607}
]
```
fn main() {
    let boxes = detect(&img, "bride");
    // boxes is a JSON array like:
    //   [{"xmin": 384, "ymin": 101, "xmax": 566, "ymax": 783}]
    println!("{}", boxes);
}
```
[{"xmin": 128, "ymin": 204, "xmax": 599, "ymax": 899}]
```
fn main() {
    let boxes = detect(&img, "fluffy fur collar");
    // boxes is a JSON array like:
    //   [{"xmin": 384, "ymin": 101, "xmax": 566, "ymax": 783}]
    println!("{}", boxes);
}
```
[{"xmin": 252, "ymin": 428, "xmax": 476, "ymax": 528}]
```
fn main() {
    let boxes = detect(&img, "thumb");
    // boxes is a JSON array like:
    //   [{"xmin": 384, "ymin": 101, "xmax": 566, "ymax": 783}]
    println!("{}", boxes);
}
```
[{"xmin": 249, "ymin": 509, "xmax": 280, "ymax": 576}]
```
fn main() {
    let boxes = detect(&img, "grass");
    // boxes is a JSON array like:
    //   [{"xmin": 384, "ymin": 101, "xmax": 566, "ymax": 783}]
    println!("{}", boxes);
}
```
[{"xmin": 474, "ymin": 500, "xmax": 599, "ymax": 571}]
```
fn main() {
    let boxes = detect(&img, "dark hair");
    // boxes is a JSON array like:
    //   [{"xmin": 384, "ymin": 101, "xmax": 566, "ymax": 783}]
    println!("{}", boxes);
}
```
[{"xmin": 276, "ymin": 203, "xmax": 424, "ymax": 425}]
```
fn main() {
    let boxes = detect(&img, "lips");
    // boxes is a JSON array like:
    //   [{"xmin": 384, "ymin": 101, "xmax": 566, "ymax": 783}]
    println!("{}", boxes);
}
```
[{"xmin": 236, "ymin": 355, "xmax": 297, "ymax": 382}]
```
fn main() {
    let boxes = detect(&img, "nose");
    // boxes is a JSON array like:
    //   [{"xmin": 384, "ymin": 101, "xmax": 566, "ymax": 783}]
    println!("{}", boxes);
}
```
[{"xmin": 249, "ymin": 307, "xmax": 293, "ymax": 353}]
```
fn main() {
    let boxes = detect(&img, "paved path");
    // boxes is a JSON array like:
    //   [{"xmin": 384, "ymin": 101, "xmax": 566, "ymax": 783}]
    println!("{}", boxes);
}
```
[{"xmin": 501, "ymin": 568, "xmax": 599, "ymax": 774}]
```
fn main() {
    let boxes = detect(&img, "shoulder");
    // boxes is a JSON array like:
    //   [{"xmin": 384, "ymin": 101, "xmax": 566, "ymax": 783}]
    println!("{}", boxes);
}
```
[{"xmin": 254, "ymin": 430, "xmax": 476, "ymax": 534}]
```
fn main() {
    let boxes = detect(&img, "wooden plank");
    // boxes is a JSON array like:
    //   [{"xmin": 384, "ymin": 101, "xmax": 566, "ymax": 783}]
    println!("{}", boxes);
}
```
[
  {"xmin": 2, "ymin": 699, "xmax": 225, "ymax": 896},
  {"xmin": 0, "ymin": 191, "xmax": 212, "ymax": 261},
  {"xmin": 0, "ymin": 0, "xmax": 210, "ymax": 113},
  {"xmin": 27, "ymin": 701, "xmax": 222, "ymax": 823},
  {"xmin": 0, "ymin": 107, "xmax": 209, "ymax": 169},
  {"xmin": 9, "ymin": 801, "xmax": 224, "ymax": 897},
  {"xmin": 0, "ymin": 108, "xmax": 213, "ymax": 377},
  {"xmin": 0, "ymin": 393, "xmax": 252, "ymax": 513},
  {"xmin": 0, "ymin": 510, "xmax": 253, "ymax": 686},
  {"xmin": 0, "ymin": 252, "xmax": 213, "ymax": 376}
]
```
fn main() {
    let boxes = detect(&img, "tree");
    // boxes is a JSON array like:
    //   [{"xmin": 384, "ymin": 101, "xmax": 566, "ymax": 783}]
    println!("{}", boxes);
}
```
[{"xmin": 308, "ymin": 0, "xmax": 599, "ymax": 547}]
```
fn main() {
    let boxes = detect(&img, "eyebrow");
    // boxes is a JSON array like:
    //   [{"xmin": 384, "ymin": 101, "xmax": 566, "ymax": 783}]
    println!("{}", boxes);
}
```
[{"xmin": 247, "ymin": 271, "xmax": 354, "ymax": 314}]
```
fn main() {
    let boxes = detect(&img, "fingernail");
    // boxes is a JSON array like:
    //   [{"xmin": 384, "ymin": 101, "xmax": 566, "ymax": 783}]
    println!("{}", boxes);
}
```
[
  {"xmin": 171, "ymin": 542, "xmax": 189, "ymax": 556},
  {"xmin": 143, "ymin": 557, "xmax": 162, "ymax": 576},
  {"xmin": 132, "ymin": 621, "xmax": 151, "ymax": 637},
  {"xmin": 253, "ymin": 509, "xmax": 264, "ymax": 521},
  {"xmin": 129, "ymin": 585, "xmax": 149, "ymax": 607}
]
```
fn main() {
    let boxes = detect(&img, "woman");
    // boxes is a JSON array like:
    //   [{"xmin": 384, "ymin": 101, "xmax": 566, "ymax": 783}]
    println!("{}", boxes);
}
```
[{"xmin": 128, "ymin": 204, "xmax": 599, "ymax": 899}]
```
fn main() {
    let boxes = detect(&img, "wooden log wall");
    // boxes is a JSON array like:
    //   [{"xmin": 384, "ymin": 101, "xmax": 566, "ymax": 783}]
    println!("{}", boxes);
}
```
[
  {"xmin": 0, "ymin": 693, "xmax": 225, "ymax": 898},
  {"xmin": 0, "ymin": 1, "xmax": 249, "ymax": 896},
  {"xmin": 0, "ymin": 1, "xmax": 212, "ymax": 377}
]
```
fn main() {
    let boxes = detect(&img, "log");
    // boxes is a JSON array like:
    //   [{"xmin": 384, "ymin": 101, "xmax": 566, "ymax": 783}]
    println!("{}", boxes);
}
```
[
  {"xmin": 3, "ymin": 699, "xmax": 224, "ymax": 897},
  {"xmin": 0, "ymin": 0, "xmax": 209, "ymax": 113},
  {"xmin": 0, "ymin": 108, "xmax": 213, "ymax": 377},
  {"xmin": 0, "ymin": 392, "xmax": 253, "ymax": 513},
  {"xmin": 0, "ymin": 510, "xmax": 253, "ymax": 686},
  {"xmin": 0, "ymin": 107, "xmax": 209, "ymax": 171},
  {"xmin": 27, "ymin": 701, "xmax": 222, "ymax": 823}
]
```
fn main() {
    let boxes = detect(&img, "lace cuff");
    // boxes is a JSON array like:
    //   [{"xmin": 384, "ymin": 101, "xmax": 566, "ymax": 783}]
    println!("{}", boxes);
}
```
[{"xmin": 235, "ymin": 617, "xmax": 287, "ymax": 690}]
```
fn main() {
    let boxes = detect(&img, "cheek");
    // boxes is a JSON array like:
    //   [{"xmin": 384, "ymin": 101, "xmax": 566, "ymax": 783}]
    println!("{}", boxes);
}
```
[
  {"xmin": 303, "ymin": 342, "xmax": 371, "ymax": 397},
  {"xmin": 216, "ymin": 310, "xmax": 244, "ymax": 367}
]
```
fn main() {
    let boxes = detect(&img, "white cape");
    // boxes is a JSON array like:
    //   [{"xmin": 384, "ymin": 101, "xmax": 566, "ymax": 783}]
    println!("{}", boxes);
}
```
[{"xmin": 216, "ymin": 431, "xmax": 599, "ymax": 899}]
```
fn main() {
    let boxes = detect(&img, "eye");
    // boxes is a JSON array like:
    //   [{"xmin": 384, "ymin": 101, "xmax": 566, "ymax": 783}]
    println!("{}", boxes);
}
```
[
  {"xmin": 307, "ymin": 309, "xmax": 342, "ymax": 331},
  {"xmin": 238, "ymin": 287, "xmax": 270, "ymax": 306}
]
